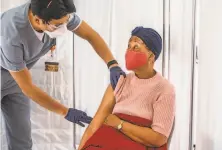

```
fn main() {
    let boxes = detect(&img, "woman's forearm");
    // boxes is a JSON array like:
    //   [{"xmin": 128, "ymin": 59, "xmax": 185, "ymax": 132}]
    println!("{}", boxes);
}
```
[
  {"xmin": 78, "ymin": 126, "xmax": 93, "ymax": 150},
  {"xmin": 120, "ymin": 122, "xmax": 166, "ymax": 147},
  {"xmin": 121, "ymin": 129, "xmax": 155, "ymax": 147},
  {"xmin": 78, "ymin": 124, "xmax": 101, "ymax": 150}
]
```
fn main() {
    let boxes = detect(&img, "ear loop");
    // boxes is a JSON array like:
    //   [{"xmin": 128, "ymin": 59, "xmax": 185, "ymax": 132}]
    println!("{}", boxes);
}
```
[
  {"xmin": 42, "ymin": 20, "xmax": 49, "ymax": 29},
  {"xmin": 44, "ymin": 20, "xmax": 56, "ymax": 31}
]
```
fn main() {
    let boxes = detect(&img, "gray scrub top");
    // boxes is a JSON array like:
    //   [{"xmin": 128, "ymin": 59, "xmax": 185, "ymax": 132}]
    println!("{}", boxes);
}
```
[{"xmin": 0, "ymin": 2, "xmax": 81, "ymax": 93}]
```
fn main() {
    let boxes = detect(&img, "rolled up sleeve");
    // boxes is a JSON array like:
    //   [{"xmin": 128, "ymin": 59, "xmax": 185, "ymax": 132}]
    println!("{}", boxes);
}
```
[
  {"xmin": 151, "ymin": 93, "xmax": 175, "ymax": 138},
  {"xmin": 0, "ymin": 36, "xmax": 26, "ymax": 71},
  {"xmin": 67, "ymin": 13, "xmax": 82, "ymax": 31}
]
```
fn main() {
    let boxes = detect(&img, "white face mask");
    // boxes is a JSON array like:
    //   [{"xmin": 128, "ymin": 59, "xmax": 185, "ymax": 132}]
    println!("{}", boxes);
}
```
[{"xmin": 45, "ymin": 23, "xmax": 67, "ymax": 38}]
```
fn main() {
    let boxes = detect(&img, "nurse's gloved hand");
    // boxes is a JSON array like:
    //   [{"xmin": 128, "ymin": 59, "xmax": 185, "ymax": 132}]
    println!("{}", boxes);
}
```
[
  {"xmin": 65, "ymin": 108, "xmax": 93, "ymax": 127},
  {"xmin": 110, "ymin": 66, "xmax": 126, "ymax": 90}
]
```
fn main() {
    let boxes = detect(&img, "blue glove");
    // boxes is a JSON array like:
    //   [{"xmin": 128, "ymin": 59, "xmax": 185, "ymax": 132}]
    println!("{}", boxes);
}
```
[
  {"xmin": 110, "ymin": 66, "xmax": 126, "ymax": 90},
  {"xmin": 65, "ymin": 108, "xmax": 93, "ymax": 127}
]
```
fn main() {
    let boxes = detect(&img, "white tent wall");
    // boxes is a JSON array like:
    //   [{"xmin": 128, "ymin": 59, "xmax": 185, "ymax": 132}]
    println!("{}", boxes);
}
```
[
  {"xmin": 168, "ymin": 0, "xmax": 195, "ymax": 149},
  {"xmin": 194, "ymin": 0, "xmax": 222, "ymax": 149},
  {"xmin": 72, "ymin": 0, "xmax": 113, "ymax": 146},
  {"xmin": 29, "ymin": 32, "xmax": 75, "ymax": 150},
  {"xmin": 0, "ymin": 0, "xmax": 28, "ymax": 12}
]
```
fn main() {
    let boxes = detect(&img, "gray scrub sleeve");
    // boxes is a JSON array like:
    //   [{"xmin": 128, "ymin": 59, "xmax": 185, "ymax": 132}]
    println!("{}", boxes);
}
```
[
  {"xmin": 67, "ymin": 13, "xmax": 82, "ymax": 31},
  {"xmin": 0, "ymin": 36, "xmax": 26, "ymax": 71}
]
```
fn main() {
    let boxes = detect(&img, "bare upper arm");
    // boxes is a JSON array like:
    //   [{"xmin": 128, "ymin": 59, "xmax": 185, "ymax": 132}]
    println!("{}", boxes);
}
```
[
  {"xmin": 73, "ymin": 20, "xmax": 98, "ymax": 41},
  {"xmin": 9, "ymin": 68, "xmax": 33, "ymax": 94},
  {"xmin": 89, "ymin": 84, "xmax": 116, "ymax": 131}
]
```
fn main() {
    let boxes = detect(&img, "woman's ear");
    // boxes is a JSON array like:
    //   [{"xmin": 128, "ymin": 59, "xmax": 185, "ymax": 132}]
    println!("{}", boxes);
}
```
[{"xmin": 148, "ymin": 53, "xmax": 155, "ymax": 64}]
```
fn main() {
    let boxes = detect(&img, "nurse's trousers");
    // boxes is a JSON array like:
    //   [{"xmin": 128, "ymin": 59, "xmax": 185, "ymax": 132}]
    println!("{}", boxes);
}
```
[{"xmin": 1, "ymin": 84, "xmax": 32, "ymax": 150}]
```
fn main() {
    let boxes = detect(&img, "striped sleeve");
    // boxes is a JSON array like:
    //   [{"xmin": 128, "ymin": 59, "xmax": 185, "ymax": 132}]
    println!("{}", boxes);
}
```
[
  {"xmin": 67, "ymin": 13, "xmax": 82, "ymax": 31},
  {"xmin": 151, "ymin": 93, "xmax": 175, "ymax": 138}
]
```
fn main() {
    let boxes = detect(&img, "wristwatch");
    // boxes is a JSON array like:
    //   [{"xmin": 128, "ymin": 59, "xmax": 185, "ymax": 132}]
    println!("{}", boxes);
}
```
[{"xmin": 117, "ymin": 120, "xmax": 124, "ymax": 130}]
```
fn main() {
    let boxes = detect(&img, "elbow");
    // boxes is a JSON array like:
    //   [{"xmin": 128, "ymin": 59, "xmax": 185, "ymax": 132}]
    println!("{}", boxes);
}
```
[
  {"xmin": 21, "ymin": 83, "xmax": 34, "ymax": 97},
  {"xmin": 145, "ymin": 134, "xmax": 167, "ymax": 147},
  {"xmin": 153, "ymin": 138, "xmax": 167, "ymax": 147}
]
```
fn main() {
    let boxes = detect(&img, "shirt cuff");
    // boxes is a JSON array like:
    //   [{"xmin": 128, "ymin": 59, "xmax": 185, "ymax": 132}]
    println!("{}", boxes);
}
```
[
  {"xmin": 67, "ymin": 13, "xmax": 82, "ymax": 31},
  {"xmin": 1, "ymin": 54, "xmax": 26, "ymax": 71}
]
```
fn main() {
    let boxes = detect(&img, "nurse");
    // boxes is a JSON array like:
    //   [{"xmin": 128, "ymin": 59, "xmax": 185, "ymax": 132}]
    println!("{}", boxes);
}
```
[{"xmin": 0, "ymin": 0, "xmax": 125, "ymax": 149}]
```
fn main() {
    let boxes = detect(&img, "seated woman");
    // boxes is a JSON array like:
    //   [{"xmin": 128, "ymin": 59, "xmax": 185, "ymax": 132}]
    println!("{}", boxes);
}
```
[{"xmin": 78, "ymin": 27, "xmax": 175, "ymax": 150}]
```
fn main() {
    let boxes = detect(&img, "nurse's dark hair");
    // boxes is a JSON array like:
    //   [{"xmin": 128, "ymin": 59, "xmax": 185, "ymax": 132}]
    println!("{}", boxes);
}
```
[{"xmin": 31, "ymin": 0, "xmax": 76, "ymax": 22}]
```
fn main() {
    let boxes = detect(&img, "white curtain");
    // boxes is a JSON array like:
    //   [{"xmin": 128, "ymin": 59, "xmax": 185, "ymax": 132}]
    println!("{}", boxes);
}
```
[
  {"xmin": 168, "ymin": 0, "xmax": 194, "ymax": 149},
  {"xmin": 194, "ymin": 0, "xmax": 222, "ymax": 149},
  {"xmin": 0, "ymin": 0, "xmax": 28, "ymax": 12},
  {"xmin": 73, "ymin": 0, "xmax": 113, "ymax": 145},
  {"xmin": 30, "ymin": 33, "xmax": 74, "ymax": 150}
]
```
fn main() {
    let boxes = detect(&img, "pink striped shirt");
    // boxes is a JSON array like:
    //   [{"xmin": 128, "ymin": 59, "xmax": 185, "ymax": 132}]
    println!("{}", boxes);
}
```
[{"xmin": 112, "ymin": 72, "xmax": 175, "ymax": 138}]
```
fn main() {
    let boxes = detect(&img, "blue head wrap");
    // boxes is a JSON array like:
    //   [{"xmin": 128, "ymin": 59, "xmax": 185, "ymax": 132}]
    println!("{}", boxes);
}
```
[{"xmin": 131, "ymin": 26, "xmax": 162, "ymax": 60}]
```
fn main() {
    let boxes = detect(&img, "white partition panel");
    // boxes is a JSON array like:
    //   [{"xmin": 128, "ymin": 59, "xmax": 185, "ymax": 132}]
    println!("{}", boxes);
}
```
[
  {"xmin": 195, "ymin": 0, "xmax": 222, "ymax": 149},
  {"xmin": 168, "ymin": 0, "xmax": 194, "ymax": 149}
]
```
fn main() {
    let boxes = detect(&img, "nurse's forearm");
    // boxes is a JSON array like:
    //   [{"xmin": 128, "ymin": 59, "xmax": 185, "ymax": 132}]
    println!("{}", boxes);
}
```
[
  {"xmin": 87, "ymin": 32, "xmax": 115, "ymax": 64},
  {"xmin": 23, "ymin": 84, "xmax": 68, "ymax": 116},
  {"xmin": 74, "ymin": 21, "xmax": 115, "ymax": 65}
]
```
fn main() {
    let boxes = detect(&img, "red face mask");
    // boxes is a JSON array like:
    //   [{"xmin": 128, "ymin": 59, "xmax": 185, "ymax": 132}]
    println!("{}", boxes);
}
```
[{"xmin": 125, "ymin": 50, "xmax": 148, "ymax": 70}]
